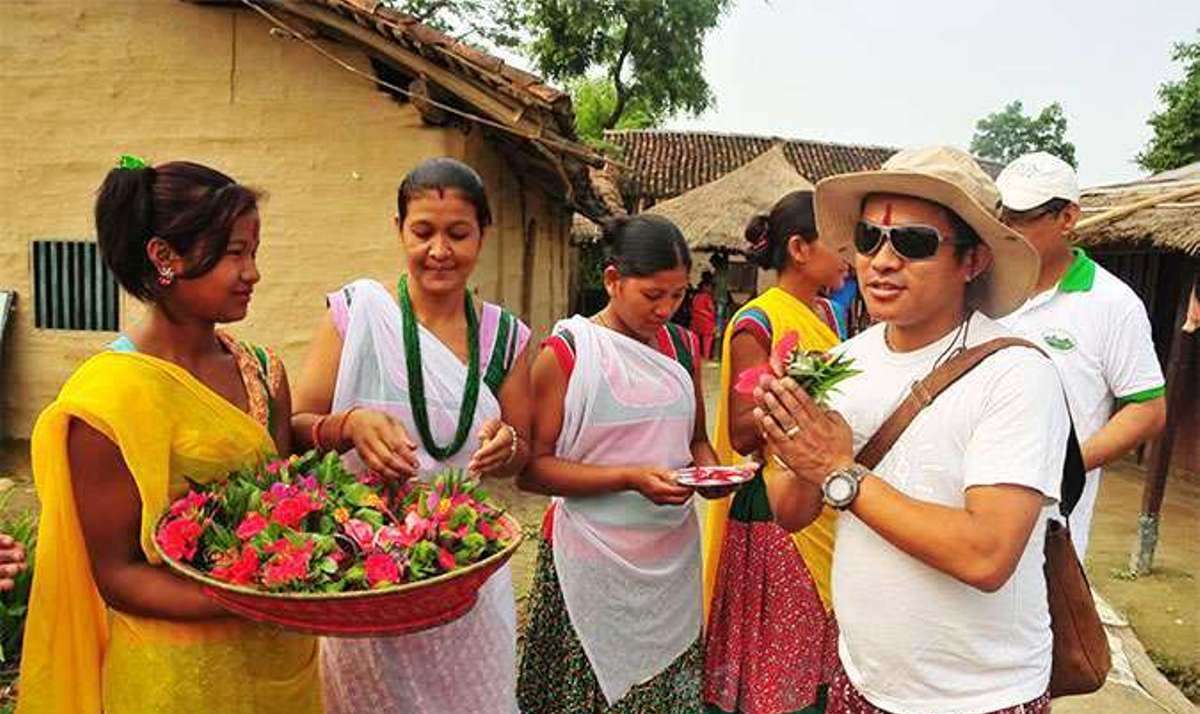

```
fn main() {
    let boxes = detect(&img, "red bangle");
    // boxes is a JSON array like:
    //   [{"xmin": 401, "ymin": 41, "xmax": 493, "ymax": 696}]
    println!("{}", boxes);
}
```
[{"xmin": 311, "ymin": 415, "xmax": 329, "ymax": 451}]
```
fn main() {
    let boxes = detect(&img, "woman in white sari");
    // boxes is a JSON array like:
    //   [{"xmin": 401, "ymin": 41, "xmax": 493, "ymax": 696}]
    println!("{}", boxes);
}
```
[
  {"xmin": 291, "ymin": 158, "xmax": 532, "ymax": 713},
  {"xmin": 517, "ymin": 215, "xmax": 725, "ymax": 713}
]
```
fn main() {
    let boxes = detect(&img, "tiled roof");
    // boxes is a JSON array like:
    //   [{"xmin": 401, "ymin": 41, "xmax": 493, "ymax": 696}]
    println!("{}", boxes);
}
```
[
  {"xmin": 189, "ymin": 0, "xmax": 610, "ymax": 219},
  {"xmin": 317, "ymin": 0, "xmax": 577, "ymax": 136},
  {"xmin": 606, "ymin": 130, "xmax": 898, "ymax": 201},
  {"xmin": 605, "ymin": 130, "xmax": 1006, "ymax": 201}
]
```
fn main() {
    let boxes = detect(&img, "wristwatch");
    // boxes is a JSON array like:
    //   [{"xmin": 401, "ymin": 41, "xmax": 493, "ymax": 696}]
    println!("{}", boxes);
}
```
[{"xmin": 821, "ymin": 463, "xmax": 870, "ymax": 510}]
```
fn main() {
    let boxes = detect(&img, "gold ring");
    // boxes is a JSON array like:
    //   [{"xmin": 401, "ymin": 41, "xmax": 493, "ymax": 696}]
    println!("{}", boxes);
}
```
[{"xmin": 785, "ymin": 425, "xmax": 801, "ymax": 438}]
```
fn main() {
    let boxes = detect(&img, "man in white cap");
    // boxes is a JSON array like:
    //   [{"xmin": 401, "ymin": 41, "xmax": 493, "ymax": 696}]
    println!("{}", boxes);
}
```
[
  {"xmin": 755, "ymin": 146, "xmax": 1068, "ymax": 713},
  {"xmin": 997, "ymin": 151, "xmax": 1166, "ymax": 558}
]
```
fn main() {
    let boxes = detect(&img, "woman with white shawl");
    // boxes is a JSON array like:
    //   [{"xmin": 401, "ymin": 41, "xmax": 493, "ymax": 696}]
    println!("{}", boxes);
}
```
[
  {"xmin": 517, "ymin": 215, "xmax": 727, "ymax": 713},
  {"xmin": 290, "ymin": 158, "xmax": 531, "ymax": 713}
]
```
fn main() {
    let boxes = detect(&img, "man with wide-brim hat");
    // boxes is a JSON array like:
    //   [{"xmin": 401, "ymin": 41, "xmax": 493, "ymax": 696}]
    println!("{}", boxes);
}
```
[{"xmin": 754, "ymin": 146, "xmax": 1069, "ymax": 713}]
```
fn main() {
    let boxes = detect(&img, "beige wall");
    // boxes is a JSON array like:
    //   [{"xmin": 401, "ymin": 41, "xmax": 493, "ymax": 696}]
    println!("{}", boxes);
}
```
[{"xmin": 0, "ymin": 1, "xmax": 572, "ymax": 437}]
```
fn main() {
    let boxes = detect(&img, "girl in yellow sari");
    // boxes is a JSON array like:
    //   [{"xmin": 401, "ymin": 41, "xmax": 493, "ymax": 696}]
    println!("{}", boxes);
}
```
[
  {"xmin": 17, "ymin": 158, "xmax": 321, "ymax": 714},
  {"xmin": 702, "ymin": 191, "xmax": 848, "ymax": 714}
]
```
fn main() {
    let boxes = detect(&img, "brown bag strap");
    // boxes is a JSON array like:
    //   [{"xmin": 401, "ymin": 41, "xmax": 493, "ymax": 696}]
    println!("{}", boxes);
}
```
[{"xmin": 856, "ymin": 337, "xmax": 1041, "ymax": 470}]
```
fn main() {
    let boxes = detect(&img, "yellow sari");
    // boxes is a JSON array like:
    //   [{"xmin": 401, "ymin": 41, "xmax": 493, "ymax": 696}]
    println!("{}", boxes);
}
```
[
  {"xmin": 17, "ymin": 350, "xmax": 321, "ymax": 714},
  {"xmin": 702, "ymin": 287, "xmax": 841, "ymax": 615}
]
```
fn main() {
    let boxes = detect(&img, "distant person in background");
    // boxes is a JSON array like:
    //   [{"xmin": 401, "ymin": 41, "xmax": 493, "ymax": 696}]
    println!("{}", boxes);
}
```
[
  {"xmin": 674, "ymin": 279, "xmax": 696, "ymax": 329},
  {"xmin": 692, "ymin": 271, "xmax": 718, "ymax": 359},
  {"xmin": 825, "ymin": 270, "xmax": 858, "ymax": 339}
]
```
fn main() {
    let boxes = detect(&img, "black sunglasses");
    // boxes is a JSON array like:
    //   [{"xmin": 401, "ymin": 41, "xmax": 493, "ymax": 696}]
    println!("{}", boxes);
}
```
[{"xmin": 853, "ymin": 220, "xmax": 951, "ymax": 261}]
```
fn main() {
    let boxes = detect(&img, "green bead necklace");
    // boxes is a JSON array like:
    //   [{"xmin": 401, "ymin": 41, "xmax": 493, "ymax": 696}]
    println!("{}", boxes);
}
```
[{"xmin": 397, "ymin": 275, "xmax": 481, "ymax": 460}]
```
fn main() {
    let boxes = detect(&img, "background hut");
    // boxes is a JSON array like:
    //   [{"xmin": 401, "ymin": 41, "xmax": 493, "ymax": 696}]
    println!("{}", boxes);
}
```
[
  {"xmin": 1075, "ymin": 163, "xmax": 1199, "ymax": 472},
  {"xmin": 1074, "ymin": 163, "xmax": 1199, "ymax": 573}
]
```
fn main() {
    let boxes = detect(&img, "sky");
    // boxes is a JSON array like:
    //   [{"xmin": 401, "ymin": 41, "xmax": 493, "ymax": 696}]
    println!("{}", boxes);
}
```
[{"xmin": 660, "ymin": 1, "xmax": 1198, "ymax": 187}]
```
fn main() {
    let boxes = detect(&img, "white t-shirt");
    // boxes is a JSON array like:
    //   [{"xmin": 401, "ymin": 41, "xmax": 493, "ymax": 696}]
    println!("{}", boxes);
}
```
[
  {"xmin": 829, "ymin": 313, "xmax": 1069, "ymax": 714},
  {"xmin": 1001, "ymin": 250, "xmax": 1165, "ymax": 557}
]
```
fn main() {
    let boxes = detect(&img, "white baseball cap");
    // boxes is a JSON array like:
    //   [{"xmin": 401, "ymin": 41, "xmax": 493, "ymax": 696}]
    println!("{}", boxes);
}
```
[{"xmin": 996, "ymin": 151, "xmax": 1080, "ymax": 211}]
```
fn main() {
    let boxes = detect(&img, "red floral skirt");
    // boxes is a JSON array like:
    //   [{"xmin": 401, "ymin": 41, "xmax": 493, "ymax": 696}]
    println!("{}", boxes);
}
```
[{"xmin": 704, "ymin": 475, "xmax": 832, "ymax": 714}]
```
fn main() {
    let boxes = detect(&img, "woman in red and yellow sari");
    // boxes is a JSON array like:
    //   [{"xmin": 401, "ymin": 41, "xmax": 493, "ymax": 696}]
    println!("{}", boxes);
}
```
[
  {"xmin": 702, "ymin": 191, "xmax": 849, "ymax": 714},
  {"xmin": 17, "ymin": 159, "xmax": 320, "ymax": 714}
]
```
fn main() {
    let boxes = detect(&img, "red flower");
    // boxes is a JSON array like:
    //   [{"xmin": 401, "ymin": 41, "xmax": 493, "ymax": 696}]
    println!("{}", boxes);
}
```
[
  {"xmin": 271, "ymin": 494, "xmax": 318, "ymax": 528},
  {"xmin": 168, "ymin": 491, "xmax": 209, "ymax": 517},
  {"xmin": 437, "ymin": 546, "xmax": 457, "ymax": 572},
  {"xmin": 212, "ymin": 547, "xmax": 260, "ymax": 585},
  {"xmin": 364, "ymin": 552, "xmax": 400, "ymax": 587},
  {"xmin": 235, "ymin": 512, "xmax": 268, "ymax": 540},
  {"xmin": 157, "ymin": 518, "xmax": 205, "ymax": 561},
  {"xmin": 476, "ymin": 519, "xmax": 497, "ymax": 541},
  {"xmin": 262, "ymin": 539, "xmax": 313, "ymax": 587}
]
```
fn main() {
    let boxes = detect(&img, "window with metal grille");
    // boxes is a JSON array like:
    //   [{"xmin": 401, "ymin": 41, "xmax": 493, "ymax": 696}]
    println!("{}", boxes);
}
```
[{"xmin": 31, "ymin": 240, "xmax": 120, "ymax": 331}]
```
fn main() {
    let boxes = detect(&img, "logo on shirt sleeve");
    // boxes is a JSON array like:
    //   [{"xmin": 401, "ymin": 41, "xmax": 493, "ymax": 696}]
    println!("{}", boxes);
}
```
[{"xmin": 1042, "ymin": 328, "xmax": 1077, "ymax": 352}]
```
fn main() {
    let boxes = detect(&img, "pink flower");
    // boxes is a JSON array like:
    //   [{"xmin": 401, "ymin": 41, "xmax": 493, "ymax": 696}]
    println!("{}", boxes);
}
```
[
  {"xmin": 297, "ymin": 475, "xmax": 318, "ymax": 492},
  {"xmin": 733, "ymin": 365, "xmax": 772, "ymax": 395},
  {"xmin": 343, "ymin": 519, "xmax": 375, "ymax": 551},
  {"xmin": 235, "ymin": 512, "xmax": 268, "ymax": 540},
  {"xmin": 168, "ymin": 491, "xmax": 209, "ymax": 517},
  {"xmin": 264, "ymin": 482, "xmax": 293, "ymax": 505},
  {"xmin": 211, "ymin": 547, "xmax": 260, "ymax": 585},
  {"xmin": 157, "ymin": 518, "xmax": 205, "ymax": 561},
  {"xmin": 365, "ymin": 552, "xmax": 400, "ymax": 587},
  {"xmin": 265, "ymin": 460, "xmax": 284, "ymax": 475},
  {"xmin": 437, "ymin": 547, "xmax": 457, "ymax": 571},
  {"xmin": 404, "ymin": 511, "xmax": 430, "ymax": 541},
  {"xmin": 733, "ymin": 331, "xmax": 801, "ymax": 395},
  {"xmin": 271, "ymin": 494, "xmax": 318, "ymax": 528},
  {"xmin": 357, "ymin": 471, "xmax": 384, "ymax": 487},
  {"xmin": 773, "ymin": 331, "xmax": 799, "ymax": 364},
  {"xmin": 375, "ymin": 526, "xmax": 404, "ymax": 550}
]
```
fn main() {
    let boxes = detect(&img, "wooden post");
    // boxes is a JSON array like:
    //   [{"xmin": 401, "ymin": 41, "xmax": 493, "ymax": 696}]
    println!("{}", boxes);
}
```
[{"xmin": 1131, "ymin": 269, "xmax": 1198, "ymax": 574}]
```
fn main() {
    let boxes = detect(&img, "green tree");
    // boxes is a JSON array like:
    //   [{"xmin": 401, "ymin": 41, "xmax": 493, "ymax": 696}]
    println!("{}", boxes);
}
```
[
  {"xmin": 1137, "ymin": 31, "xmax": 1200, "ymax": 173},
  {"xmin": 514, "ymin": 0, "xmax": 734, "ymax": 131},
  {"xmin": 569, "ymin": 76, "xmax": 660, "ymax": 146},
  {"xmin": 970, "ymin": 100, "xmax": 1077, "ymax": 167}
]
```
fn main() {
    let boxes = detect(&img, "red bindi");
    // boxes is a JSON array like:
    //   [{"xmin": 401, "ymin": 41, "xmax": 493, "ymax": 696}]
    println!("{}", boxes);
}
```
[{"xmin": 882, "ymin": 203, "xmax": 893, "ymax": 226}]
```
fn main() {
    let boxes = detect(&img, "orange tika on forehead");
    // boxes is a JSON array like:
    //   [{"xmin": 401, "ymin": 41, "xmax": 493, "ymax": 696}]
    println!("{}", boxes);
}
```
[{"xmin": 881, "ymin": 202, "xmax": 893, "ymax": 226}]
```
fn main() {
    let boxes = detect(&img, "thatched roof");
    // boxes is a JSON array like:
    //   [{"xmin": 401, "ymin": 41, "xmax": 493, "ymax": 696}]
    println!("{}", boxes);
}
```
[
  {"xmin": 644, "ymin": 144, "xmax": 813, "ymax": 252},
  {"xmin": 187, "ymin": 0, "xmax": 612, "ymax": 220},
  {"xmin": 1075, "ymin": 162, "xmax": 1200, "ymax": 256}
]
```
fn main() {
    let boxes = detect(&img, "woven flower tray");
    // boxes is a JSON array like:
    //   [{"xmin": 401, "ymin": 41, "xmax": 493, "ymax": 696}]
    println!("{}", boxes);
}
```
[{"xmin": 156, "ymin": 513, "xmax": 523, "ymax": 638}]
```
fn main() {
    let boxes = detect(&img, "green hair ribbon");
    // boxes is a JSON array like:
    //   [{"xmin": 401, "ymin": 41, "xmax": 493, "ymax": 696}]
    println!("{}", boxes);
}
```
[{"xmin": 117, "ymin": 154, "xmax": 148, "ymax": 170}]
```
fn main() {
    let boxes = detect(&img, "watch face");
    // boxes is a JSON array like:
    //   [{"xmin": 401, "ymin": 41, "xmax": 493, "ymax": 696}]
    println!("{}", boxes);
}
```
[{"xmin": 827, "ymin": 474, "xmax": 854, "ymax": 502}]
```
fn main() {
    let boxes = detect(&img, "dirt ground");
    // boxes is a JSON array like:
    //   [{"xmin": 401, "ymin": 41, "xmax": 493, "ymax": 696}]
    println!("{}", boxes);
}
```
[{"xmin": 1, "ymin": 362, "xmax": 1196, "ymax": 700}]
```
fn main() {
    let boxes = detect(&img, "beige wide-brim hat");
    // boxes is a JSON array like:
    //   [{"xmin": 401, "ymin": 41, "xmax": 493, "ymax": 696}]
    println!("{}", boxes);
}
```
[{"xmin": 815, "ymin": 145, "xmax": 1039, "ymax": 318}]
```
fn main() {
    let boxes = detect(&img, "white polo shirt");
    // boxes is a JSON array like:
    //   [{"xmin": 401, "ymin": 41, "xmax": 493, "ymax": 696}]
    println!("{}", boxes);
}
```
[{"xmin": 1001, "ymin": 249, "xmax": 1165, "ymax": 557}]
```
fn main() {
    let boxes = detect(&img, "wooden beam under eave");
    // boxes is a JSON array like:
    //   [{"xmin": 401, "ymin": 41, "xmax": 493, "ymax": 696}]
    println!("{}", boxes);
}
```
[{"xmin": 269, "ymin": 0, "xmax": 534, "ymax": 132}]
